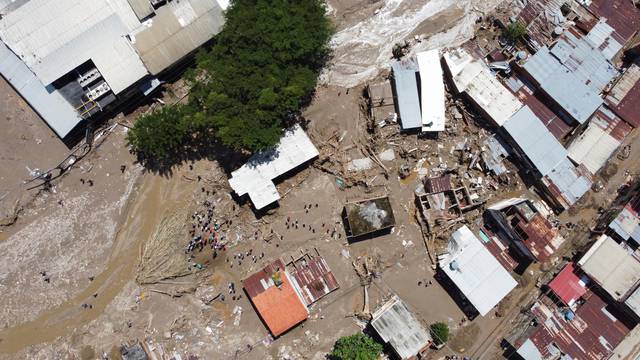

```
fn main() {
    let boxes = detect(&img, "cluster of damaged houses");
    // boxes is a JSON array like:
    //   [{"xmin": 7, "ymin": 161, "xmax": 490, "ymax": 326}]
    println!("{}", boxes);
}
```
[{"xmin": 222, "ymin": 0, "xmax": 640, "ymax": 359}]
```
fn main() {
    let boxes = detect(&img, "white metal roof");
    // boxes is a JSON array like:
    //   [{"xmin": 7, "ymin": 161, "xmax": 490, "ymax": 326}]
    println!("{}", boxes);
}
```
[
  {"xmin": 517, "ymin": 339, "xmax": 545, "ymax": 360},
  {"xmin": 441, "ymin": 225, "xmax": 517, "ymax": 316},
  {"xmin": 578, "ymin": 235, "xmax": 640, "ymax": 301},
  {"xmin": 447, "ymin": 56, "xmax": 523, "ymax": 127},
  {"xmin": 0, "ymin": 41, "xmax": 81, "ymax": 137},
  {"xmin": 0, "ymin": 0, "xmax": 148, "ymax": 93},
  {"xmin": 504, "ymin": 106, "xmax": 567, "ymax": 176},
  {"xmin": 567, "ymin": 121, "xmax": 620, "ymax": 174},
  {"xmin": 228, "ymin": 125, "xmax": 319, "ymax": 210},
  {"xmin": 626, "ymin": 286, "xmax": 640, "ymax": 318},
  {"xmin": 416, "ymin": 49, "xmax": 445, "ymax": 132},
  {"xmin": 371, "ymin": 296, "xmax": 432, "ymax": 359},
  {"xmin": 132, "ymin": 0, "xmax": 225, "ymax": 75},
  {"xmin": 391, "ymin": 60, "xmax": 421, "ymax": 130}
]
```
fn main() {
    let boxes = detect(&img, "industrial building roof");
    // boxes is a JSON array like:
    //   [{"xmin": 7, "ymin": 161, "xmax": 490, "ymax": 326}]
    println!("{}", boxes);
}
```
[
  {"xmin": 371, "ymin": 296, "xmax": 432, "ymax": 360},
  {"xmin": 416, "ymin": 49, "xmax": 445, "ymax": 132},
  {"xmin": 243, "ymin": 259, "xmax": 309, "ymax": 336},
  {"xmin": 441, "ymin": 226, "xmax": 517, "ymax": 316},
  {"xmin": 0, "ymin": 0, "xmax": 147, "ymax": 94},
  {"xmin": 228, "ymin": 125, "xmax": 319, "ymax": 210},
  {"xmin": 0, "ymin": 41, "xmax": 81, "ymax": 137},
  {"xmin": 567, "ymin": 106, "xmax": 629, "ymax": 174},
  {"xmin": 391, "ymin": 60, "xmax": 422, "ymax": 130},
  {"xmin": 518, "ymin": 292, "xmax": 630, "ymax": 360},
  {"xmin": 578, "ymin": 235, "xmax": 640, "ymax": 301},
  {"xmin": 609, "ymin": 195, "xmax": 640, "ymax": 245},
  {"xmin": 0, "ymin": 0, "xmax": 227, "ymax": 138},
  {"xmin": 503, "ymin": 106, "xmax": 567, "ymax": 176},
  {"xmin": 132, "ymin": 0, "xmax": 225, "ymax": 74},
  {"xmin": 522, "ymin": 29, "xmax": 618, "ymax": 124},
  {"xmin": 548, "ymin": 263, "xmax": 588, "ymax": 306}
]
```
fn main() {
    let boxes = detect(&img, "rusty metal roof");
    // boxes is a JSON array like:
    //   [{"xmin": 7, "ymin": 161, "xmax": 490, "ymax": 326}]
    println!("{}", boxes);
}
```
[
  {"xmin": 607, "ymin": 62, "xmax": 640, "ymax": 128},
  {"xmin": 521, "ymin": 291, "xmax": 630, "ymax": 359},
  {"xmin": 424, "ymin": 175, "xmax": 452, "ymax": 194},
  {"xmin": 288, "ymin": 256, "xmax": 339, "ymax": 306},
  {"xmin": 589, "ymin": 0, "xmax": 640, "ymax": 44}
]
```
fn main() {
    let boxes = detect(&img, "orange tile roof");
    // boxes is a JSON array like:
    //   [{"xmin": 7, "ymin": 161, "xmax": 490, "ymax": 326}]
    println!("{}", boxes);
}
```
[{"xmin": 244, "ymin": 261, "xmax": 309, "ymax": 336}]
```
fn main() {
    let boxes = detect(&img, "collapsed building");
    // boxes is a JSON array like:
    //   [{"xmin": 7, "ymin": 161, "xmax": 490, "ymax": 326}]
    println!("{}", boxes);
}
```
[
  {"xmin": 444, "ymin": 48, "xmax": 592, "ymax": 211},
  {"xmin": 484, "ymin": 198, "xmax": 564, "ymax": 266},
  {"xmin": 342, "ymin": 196, "xmax": 396, "ymax": 240},
  {"xmin": 0, "ymin": 0, "xmax": 228, "ymax": 139},
  {"xmin": 416, "ymin": 175, "xmax": 485, "ymax": 234}
]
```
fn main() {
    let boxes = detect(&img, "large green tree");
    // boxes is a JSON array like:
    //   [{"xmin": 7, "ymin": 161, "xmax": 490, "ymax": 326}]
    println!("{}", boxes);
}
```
[
  {"xmin": 128, "ymin": 0, "xmax": 332, "ymax": 159},
  {"xmin": 330, "ymin": 333, "xmax": 383, "ymax": 360}
]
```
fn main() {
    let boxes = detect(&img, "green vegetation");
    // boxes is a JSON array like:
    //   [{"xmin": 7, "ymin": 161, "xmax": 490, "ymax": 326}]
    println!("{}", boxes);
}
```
[
  {"xmin": 330, "ymin": 333, "xmax": 383, "ymax": 360},
  {"xmin": 126, "ymin": 106, "xmax": 189, "ymax": 161},
  {"xmin": 430, "ymin": 322, "xmax": 450, "ymax": 346},
  {"xmin": 504, "ymin": 22, "xmax": 527, "ymax": 43},
  {"xmin": 127, "ymin": 0, "xmax": 332, "ymax": 161}
]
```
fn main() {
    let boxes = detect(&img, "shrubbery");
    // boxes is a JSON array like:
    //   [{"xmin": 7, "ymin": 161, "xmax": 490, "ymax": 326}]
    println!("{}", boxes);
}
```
[{"xmin": 127, "ymin": 0, "xmax": 332, "ymax": 159}]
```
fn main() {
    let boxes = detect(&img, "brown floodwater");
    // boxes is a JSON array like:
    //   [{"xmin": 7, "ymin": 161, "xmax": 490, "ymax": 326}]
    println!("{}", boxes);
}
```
[{"xmin": 0, "ymin": 172, "xmax": 183, "ymax": 353}]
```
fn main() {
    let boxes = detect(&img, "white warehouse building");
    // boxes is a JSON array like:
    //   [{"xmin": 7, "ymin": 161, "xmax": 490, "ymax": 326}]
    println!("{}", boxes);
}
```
[{"xmin": 0, "ymin": 0, "xmax": 228, "ymax": 139}]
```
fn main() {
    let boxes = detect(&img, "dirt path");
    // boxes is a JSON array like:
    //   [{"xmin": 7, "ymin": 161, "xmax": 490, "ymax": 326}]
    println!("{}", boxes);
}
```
[{"xmin": 0, "ymin": 172, "xmax": 170, "ymax": 353}]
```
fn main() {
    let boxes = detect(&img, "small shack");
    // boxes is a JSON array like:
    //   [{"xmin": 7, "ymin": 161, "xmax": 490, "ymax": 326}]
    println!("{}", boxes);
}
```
[
  {"xmin": 343, "ymin": 196, "xmax": 396, "ymax": 239},
  {"xmin": 371, "ymin": 296, "xmax": 432, "ymax": 359}
]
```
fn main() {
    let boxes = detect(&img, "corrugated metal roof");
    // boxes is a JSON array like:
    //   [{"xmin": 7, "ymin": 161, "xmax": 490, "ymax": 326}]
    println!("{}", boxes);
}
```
[
  {"xmin": 0, "ymin": 41, "xmax": 81, "ymax": 137},
  {"xmin": 567, "ymin": 108, "xmax": 623, "ymax": 174},
  {"xmin": 524, "ymin": 292, "xmax": 630, "ymax": 360},
  {"xmin": 578, "ymin": 235, "xmax": 640, "ymax": 301},
  {"xmin": 391, "ymin": 60, "xmax": 421, "ymax": 130},
  {"xmin": 132, "ymin": 0, "xmax": 225, "ymax": 75},
  {"xmin": 441, "ymin": 226, "xmax": 517, "ymax": 316},
  {"xmin": 228, "ymin": 125, "xmax": 319, "ymax": 210},
  {"xmin": 522, "ymin": 30, "xmax": 618, "ymax": 124},
  {"xmin": 503, "ymin": 106, "xmax": 567, "ymax": 176},
  {"xmin": 609, "ymin": 195, "xmax": 640, "ymax": 245},
  {"xmin": 625, "ymin": 286, "xmax": 640, "ymax": 318},
  {"xmin": 127, "ymin": 0, "xmax": 154, "ymax": 21},
  {"xmin": 416, "ymin": 49, "xmax": 445, "ymax": 132},
  {"xmin": 548, "ymin": 263, "xmax": 588, "ymax": 306},
  {"xmin": 543, "ymin": 158, "xmax": 592, "ymax": 206},
  {"xmin": 0, "ymin": 0, "xmax": 148, "ymax": 94},
  {"xmin": 288, "ymin": 257, "xmax": 339, "ymax": 306},
  {"xmin": 451, "ymin": 59, "xmax": 523, "ymax": 127},
  {"xmin": 371, "ymin": 297, "xmax": 432, "ymax": 359},
  {"xmin": 607, "ymin": 62, "xmax": 640, "ymax": 128},
  {"xmin": 589, "ymin": 0, "xmax": 640, "ymax": 44}
]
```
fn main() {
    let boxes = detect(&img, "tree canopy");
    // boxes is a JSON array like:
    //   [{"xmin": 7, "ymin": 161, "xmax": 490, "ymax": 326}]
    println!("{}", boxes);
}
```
[
  {"xmin": 430, "ymin": 322, "xmax": 450, "ymax": 346},
  {"xmin": 330, "ymin": 333, "xmax": 383, "ymax": 360},
  {"xmin": 127, "ymin": 0, "xmax": 332, "ymax": 161},
  {"xmin": 503, "ymin": 22, "xmax": 527, "ymax": 43}
]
